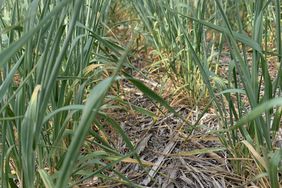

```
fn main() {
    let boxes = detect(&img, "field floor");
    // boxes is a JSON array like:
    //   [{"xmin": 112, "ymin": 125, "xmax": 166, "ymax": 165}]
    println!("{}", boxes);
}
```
[{"xmin": 110, "ymin": 80, "xmax": 241, "ymax": 187}]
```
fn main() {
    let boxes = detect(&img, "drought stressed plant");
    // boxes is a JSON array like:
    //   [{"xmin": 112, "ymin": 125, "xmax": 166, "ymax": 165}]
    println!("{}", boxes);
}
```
[
  {"xmin": 210, "ymin": 1, "xmax": 282, "ymax": 186},
  {"xmin": 131, "ymin": 0, "xmax": 216, "ymax": 105},
  {"xmin": 132, "ymin": 0, "xmax": 282, "ymax": 187}
]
